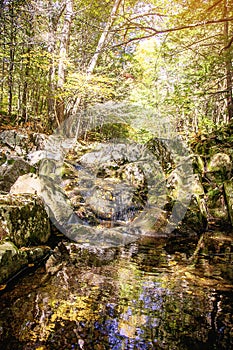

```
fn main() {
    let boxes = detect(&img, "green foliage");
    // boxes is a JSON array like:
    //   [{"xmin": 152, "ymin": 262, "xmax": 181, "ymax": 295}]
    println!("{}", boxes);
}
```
[{"xmin": 0, "ymin": 0, "xmax": 232, "ymax": 134}]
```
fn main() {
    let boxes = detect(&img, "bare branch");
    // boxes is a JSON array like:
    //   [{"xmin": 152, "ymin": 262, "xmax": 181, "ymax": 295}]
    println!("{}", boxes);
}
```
[
  {"xmin": 112, "ymin": 17, "xmax": 233, "ymax": 48},
  {"xmin": 206, "ymin": 0, "xmax": 224, "ymax": 12},
  {"xmin": 121, "ymin": 11, "xmax": 168, "ymax": 22}
]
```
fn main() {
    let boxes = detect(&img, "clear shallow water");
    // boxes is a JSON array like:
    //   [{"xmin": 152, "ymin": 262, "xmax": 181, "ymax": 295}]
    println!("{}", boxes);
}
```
[{"xmin": 0, "ymin": 234, "xmax": 232, "ymax": 350}]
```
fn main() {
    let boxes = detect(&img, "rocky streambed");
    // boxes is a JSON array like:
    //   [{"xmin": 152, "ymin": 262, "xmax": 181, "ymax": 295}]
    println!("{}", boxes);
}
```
[{"xmin": 0, "ymin": 105, "xmax": 233, "ymax": 292}]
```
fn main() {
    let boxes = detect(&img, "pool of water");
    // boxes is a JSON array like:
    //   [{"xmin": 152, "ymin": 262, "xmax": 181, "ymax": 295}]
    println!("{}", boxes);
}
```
[{"xmin": 0, "ymin": 232, "xmax": 232, "ymax": 350}]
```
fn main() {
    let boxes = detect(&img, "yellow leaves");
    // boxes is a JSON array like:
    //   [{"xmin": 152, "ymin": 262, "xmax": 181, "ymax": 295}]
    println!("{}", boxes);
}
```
[
  {"xmin": 186, "ymin": 290, "xmax": 193, "ymax": 295},
  {"xmin": 119, "ymin": 314, "xmax": 147, "ymax": 338},
  {"xmin": 0, "ymin": 284, "xmax": 6, "ymax": 291},
  {"xmin": 184, "ymin": 271, "xmax": 193, "ymax": 279},
  {"xmin": 65, "ymin": 72, "xmax": 117, "ymax": 101},
  {"xmin": 168, "ymin": 260, "xmax": 178, "ymax": 267},
  {"xmin": 49, "ymin": 295, "xmax": 92, "ymax": 322},
  {"xmin": 28, "ymin": 293, "xmax": 101, "ymax": 342}
]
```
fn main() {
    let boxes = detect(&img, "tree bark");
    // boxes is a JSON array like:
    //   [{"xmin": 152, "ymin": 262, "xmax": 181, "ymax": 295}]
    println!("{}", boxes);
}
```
[
  {"xmin": 21, "ymin": 45, "xmax": 30, "ymax": 123},
  {"xmin": 8, "ymin": 2, "xmax": 15, "ymax": 117},
  {"xmin": 57, "ymin": 0, "xmax": 73, "ymax": 88},
  {"xmin": 56, "ymin": 0, "xmax": 74, "ymax": 124},
  {"xmin": 223, "ymin": 0, "xmax": 233, "ymax": 121},
  {"xmin": 47, "ymin": 0, "xmax": 59, "ymax": 128},
  {"xmin": 87, "ymin": 0, "xmax": 122, "ymax": 75}
]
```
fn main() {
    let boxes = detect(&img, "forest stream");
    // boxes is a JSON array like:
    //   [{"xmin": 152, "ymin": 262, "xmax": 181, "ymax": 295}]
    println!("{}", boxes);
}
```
[
  {"xmin": 0, "ymin": 231, "xmax": 232, "ymax": 350},
  {"xmin": 1, "ymin": 0, "xmax": 233, "ymax": 348},
  {"xmin": 0, "ymin": 105, "xmax": 233, "ymax": 349}
]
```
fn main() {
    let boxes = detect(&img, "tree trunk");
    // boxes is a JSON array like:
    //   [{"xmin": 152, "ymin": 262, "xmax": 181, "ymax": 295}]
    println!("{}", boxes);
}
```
[
  {"xmin": 87, "ymin": 0, "xmax": 122, "ymax": 75},
  {"xmin": 224, "ymin": 0, "xmax": 233, "ymax": 121},
  {"xmin": 56, "ymin": 0, "xmax": 74, "ymax": 124},
  {"xmin": 57, "ymin": 0, "xmax": 73, "ymax": 89},
  {"xmin": 47, "ymin": 1, "xmax": 58, "ymax": 129},
  {"xmin": 21, "ymin": 47, "xmax": 30, "ymax": 122},
  {"xmin": 8, "ymin": 3, "xmax": 15, "ymax": 117}
]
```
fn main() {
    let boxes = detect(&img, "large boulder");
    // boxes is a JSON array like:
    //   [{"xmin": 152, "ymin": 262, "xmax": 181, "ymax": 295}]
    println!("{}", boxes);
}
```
[
  {"xmin": 10, "ymin": 174, "xmax": 75, "ymax": 228},
  {"xmin": 175, "ymin": 196, "xmax": 208, "ymax": 234},
  {"xmin": 0, "ymin": 193, "xmax": 50, "ymax": 247},
  {"xmin": 206, "ymin": 152, "xmax": 232, "ymax": 182},
  {"xmin": 0, "ymin": 157, "xmax": 33, "ymax": 192},
  {"xmin": 0, "ymin": 129, "xmax": 48, "ymax": 155},
  {"xmin": 0, "ymin": 192, "xmax": 51, "ymax": 284},
  {"xmin": 0, "ymin": 129, "xmax": 49, "ymax": 192},
  {"xmin": 0, "ymin": 129, "xmax": 29, "ymax": 155}
]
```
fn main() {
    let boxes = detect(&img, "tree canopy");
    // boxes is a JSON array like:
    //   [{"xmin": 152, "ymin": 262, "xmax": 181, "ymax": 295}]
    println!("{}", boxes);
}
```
[{"xmin": 0, "ymin": 0, "xmax": 232, "ymax": 133}]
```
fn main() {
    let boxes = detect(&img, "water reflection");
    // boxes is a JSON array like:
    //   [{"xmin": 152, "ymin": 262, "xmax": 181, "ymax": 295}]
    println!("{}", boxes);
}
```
[{"xmin": 0, "ymin": 234, "xmax": 232, "ymax": 350}]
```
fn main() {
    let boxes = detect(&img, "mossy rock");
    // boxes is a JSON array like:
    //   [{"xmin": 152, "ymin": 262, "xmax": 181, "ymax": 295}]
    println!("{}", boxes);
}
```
[
  {"xmin": 0, "ymin": 241, "xmax": 51, "ymax": 284},
  {"xmin": 0, "ymin": 241, "xmax": 28, "ymax": 284},
  {"xmin": 206, "ymin": 153, "xmax": 232, "ymax": 183},
  {"xmin": 0, "ymin": 193, "xmax": 50, "ymax": 247}
]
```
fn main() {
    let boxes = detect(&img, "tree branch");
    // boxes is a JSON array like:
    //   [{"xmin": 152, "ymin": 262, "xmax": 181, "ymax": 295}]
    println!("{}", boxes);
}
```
[
  {"xmin": 206, "ymin": 0, "xmax": 224, "ymax": 12},
  {"xmin": 220, "ymin": 35, "xmax": 233, "ymax": 52},
  {"xmin": 112, "ymin": 17, "xmax": 233, "ymax": 48}
]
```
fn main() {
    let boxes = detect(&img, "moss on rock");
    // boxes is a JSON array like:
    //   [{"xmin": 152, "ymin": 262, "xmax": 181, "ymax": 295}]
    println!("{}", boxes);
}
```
[
  {"xmin": 0, "ymin": 193, "xmax": 50, "ymax": 247},
  {"xmin": 0, "ymin": 241, "xmax": 28, "ymax": 284}
]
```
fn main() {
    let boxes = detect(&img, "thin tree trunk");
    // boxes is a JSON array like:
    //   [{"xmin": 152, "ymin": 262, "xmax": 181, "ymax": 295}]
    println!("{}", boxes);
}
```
[
  {"xmin": 0, "ymin": 53, "xmax": 5, "ymax": 109},
  {"xmin": 0, "ymin": 10, "xmax": 6, "ymax": 109},
  {"xmin": 57, "ymin": 0, "xmax": 73, "ymax": 89},
  {"xmin": 21, "ymin": 47, "xmax": 30, "ymax": 122},
  {"xmin": 56, "ymin": 0, "xmax": 74, "ymax": 124},
  {"xmin": 47, "ymin": 0, "xmax": 61, "ymax": 128},
  {"xmin": 8, "ymin": 3, "xmax": 15, "ymax": 117},
  {"xmin": 87, "ymin": 0, "xmax": 122, "ymax": 75},
  {"xmin": 65, "ymin": 0, "xmax": 123, "ymax": 136},
  {"xmin": 224, "ymin": 0, "xmax": 233, "ymax": 121}
]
